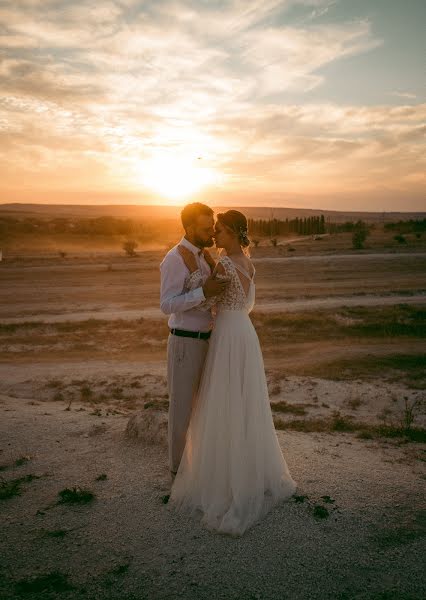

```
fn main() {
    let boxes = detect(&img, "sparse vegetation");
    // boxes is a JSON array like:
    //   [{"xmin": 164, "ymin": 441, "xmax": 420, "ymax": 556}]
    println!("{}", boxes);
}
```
[
  {"xmin": 402, "ymin": 395, "xmax": 424, "ymax": 431},
  {"xmin": 352, "ymin": 220, "xmax": 370, "ymax": 249},
  {"xmin": 57, "ymin": 486, "xmax": 95, "ymax": 504},
  {"xmin": 42, "ymin": 529, "xmax": 68, "ymax": 538},
  {"xmin": 14, "ymin": 571, "xmax": 74, "ymax": 594},
  {"xmin": 254, "ymin": 305, "xmax": 426, "ymax": 345},
  {"xmin": 313, "ymin": 505, "xmax": 329, "ymax": 519},
  {"xmin": 331, "ymin": 410, "xmax": 357, "ymax": 431},
  {"xmin": 123, "ymin": 239, "xmax": 138, "ymax": 256},
  {"xmin": 293, "ymin": 353, "xmax": 426, "ymax": 389},
  {"xmin": 274, "ymin": 413, "xmax": 426, "ymax": 442},
  {"xmin": 15, "ymin": 455, "xmax": 31, "ymax": 466},
  {"xmin": 271, "ymin": 400, "xmax": 306, "ymax": 415},
  {"xmin": 46, "ymin": 379, "xmax": 62, "ymax": 388},
  {"xmin": 0, "ymin": 473, "xmax": 41, "ymax": 500},
  {"xmin": 80, "ymin": 384, "xmax": 93, "ymax": 401},
  {"xmin": 394, "ymin": 234, "xmax": 407, "ymax": 244},
  {"xmin": 144, "ymin": 399, "xmax": 169, "ymax": 411},
  {"xmin": 0, "ymin": 477, "xmax": 22, "ymax": 500}
]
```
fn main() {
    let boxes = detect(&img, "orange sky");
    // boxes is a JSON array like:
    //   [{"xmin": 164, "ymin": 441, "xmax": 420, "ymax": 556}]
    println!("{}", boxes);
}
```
[{"xmin": 1, "ymin": 1, "xmax": 425, "ymax": 211}]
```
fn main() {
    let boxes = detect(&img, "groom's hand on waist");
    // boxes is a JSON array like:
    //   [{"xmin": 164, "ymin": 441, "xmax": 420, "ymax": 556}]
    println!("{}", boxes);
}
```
[{"xmin": 202, "ymin": 275, "xmax": 230, "ymax": 298}]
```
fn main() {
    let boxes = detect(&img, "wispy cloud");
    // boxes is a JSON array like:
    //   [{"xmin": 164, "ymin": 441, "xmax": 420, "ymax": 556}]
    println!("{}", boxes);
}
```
[{"xmin": 391, "ymin": 91, "xmax": 417, "ymax": 100}]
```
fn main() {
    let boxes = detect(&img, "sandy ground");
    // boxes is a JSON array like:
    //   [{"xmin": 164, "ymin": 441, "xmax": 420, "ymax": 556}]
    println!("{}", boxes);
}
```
[
  {"xmin": 1, "ymin": 246, "xmax": 425, "ymax": 599},
  {"xmin": 1, "ymin": 389, "xmax": 425, "ymax": 600}
]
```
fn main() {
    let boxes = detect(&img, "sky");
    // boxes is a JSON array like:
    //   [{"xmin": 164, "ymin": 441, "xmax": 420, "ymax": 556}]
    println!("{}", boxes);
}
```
[{"xmin": 1, "ymin": 0, "xmax": 425, "ymax": 211}]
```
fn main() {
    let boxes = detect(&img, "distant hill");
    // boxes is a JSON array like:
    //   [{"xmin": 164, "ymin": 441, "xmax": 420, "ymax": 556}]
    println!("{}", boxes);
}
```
[{"xmin": 0, "ymin": 203, "xmax": 425, "ymax": 224}]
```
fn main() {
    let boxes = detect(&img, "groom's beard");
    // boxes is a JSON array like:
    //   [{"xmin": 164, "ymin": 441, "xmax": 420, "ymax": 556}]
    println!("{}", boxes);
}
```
[{"xmin": 194, "ymin": 236, "xmax": 214, "ymax": 248}]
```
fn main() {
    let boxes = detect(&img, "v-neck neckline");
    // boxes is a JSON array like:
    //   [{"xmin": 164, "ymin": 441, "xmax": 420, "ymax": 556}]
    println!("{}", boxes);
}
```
[
  {"xmin": 227, "ymin": 256, "xmax": 255, "ymax": 281},
  {"xmin": 224, "ymin": 256, "xmax": 254, "ymax": 301}
]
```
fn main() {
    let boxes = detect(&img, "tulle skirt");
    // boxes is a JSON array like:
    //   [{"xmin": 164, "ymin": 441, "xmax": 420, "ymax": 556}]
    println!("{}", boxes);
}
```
[{"xmin": 169, "ymin": 309, "xmax": 297, "ymax": 536}]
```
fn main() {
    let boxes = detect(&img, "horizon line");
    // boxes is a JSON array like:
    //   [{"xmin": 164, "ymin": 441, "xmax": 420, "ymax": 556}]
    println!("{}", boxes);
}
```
[{"xmin": 1, "ymin": 201, "xmax": 425, "ymax": 216}]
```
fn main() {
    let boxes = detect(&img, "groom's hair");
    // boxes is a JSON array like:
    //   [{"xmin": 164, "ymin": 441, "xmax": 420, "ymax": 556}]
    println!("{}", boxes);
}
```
[{"xmin": 181, "ymin": 202, "xmax": 214, "ymax": 231}]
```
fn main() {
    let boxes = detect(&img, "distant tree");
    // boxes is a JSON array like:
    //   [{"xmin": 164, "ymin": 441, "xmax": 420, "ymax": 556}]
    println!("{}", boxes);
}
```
[
  {"xmin": 352, "ymin": 221, "xmax": 369, "ymax": 249},
  {"xmin": 58, "ymin": 251, "xmax": 67, "ymax": 258},
  {"xmin": 394, "ymin": 234, "xmax": 407, "ymax": 244},
  {"xmin": 270, "ymin": 238, "xmax": 278, "ymax": 247},
  {"xmin": 252, "ymin": 239, "xmax": 260, "ymax": 248},
  {"xmin": 123, "ymin": 240, "xmax": 138, "ymax": 257}
]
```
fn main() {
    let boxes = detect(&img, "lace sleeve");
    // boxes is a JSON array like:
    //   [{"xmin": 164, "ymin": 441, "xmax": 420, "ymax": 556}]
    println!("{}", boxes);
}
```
[
  {"xmin": 185, "ymin": 269, "xmax": 204, "ymax": 292},
  {"xmin": 182, "ymin": 269, "xmax": 214, "ymax": 312}
]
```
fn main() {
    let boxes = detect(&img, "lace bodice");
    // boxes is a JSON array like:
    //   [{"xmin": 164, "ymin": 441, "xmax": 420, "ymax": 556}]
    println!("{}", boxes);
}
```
[
  {"xmin": 185, "ymin": 255, "xmax": 256, "ymax": 313},
  {"xmin": 214, "ymin": 256, "xmax": 255, "ymax": 312}
]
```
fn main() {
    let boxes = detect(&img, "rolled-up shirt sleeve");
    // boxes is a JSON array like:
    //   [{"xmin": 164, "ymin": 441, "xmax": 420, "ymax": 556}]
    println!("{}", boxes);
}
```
[{"xmin": 160, "ymin": 254, "xmax": 206, "ymax": 315}]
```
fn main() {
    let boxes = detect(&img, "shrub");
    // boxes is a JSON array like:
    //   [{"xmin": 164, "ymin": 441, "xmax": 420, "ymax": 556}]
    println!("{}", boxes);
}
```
[
  {"xmin": 352, "ymin": 221, "xmax": 370, "ymax": 249},
  {"xmin": 394, "ymin": 234, "xmax": 407, "ymax": 244},
  {"xmin": 57, "ymin": 486, "xmax": 95, "ymax": 504},
  {"xmin": 123, "ymin": 240, "xmax": 138, "ymax": 256}
]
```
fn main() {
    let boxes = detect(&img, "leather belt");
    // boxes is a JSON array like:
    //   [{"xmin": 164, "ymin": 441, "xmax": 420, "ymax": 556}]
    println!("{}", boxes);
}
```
[{"xmin": 170, "ymin": 328, "xmax": 211, "ymax": 340}]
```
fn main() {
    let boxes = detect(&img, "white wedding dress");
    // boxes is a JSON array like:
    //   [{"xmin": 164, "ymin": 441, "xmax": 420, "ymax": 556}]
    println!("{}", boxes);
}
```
[{"xmin": 169, "ymin": 255, "xmax": 297, "ymax": 536}]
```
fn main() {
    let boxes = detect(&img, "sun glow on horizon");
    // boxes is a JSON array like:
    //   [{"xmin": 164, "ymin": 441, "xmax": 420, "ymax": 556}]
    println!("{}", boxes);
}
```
[{"xmin": 136, "ymin": 154, "xmax": 223, "ymax": 202}]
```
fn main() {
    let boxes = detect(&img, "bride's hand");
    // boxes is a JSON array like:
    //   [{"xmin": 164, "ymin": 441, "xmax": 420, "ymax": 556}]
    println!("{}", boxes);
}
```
[{"xmin": 177, "ymin": 245, "xmax": 198, "ymax": 273}]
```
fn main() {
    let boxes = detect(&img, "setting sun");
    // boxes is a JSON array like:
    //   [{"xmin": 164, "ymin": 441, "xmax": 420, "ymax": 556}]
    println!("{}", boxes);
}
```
[{"xmin": 137, "ymin": 154, "xmax": 223, "ymax": 202}]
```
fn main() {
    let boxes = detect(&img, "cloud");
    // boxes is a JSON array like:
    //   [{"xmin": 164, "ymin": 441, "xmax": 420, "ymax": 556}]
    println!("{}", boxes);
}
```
[
  {"xmin": 0, "ymin": 0, "xmax": 423, "ymax": 208},
  {"xmin": 391, "ymin": 91, "xmax": 417, "ymax": 100}
]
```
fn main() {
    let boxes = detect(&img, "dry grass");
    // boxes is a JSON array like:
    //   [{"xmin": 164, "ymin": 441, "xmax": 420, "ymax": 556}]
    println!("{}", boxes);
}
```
[
  {"xmin": 291, "ymin": 353, "xmax": 426, "ymax": 388},
  {"xmin": 271, "ymin": 400, "xmax": 307, "ymax": 415},
  {"xmin": 0, "ymin": 318, "xmax": 170, "ymax": 358},
  {"xmin": 273, "ymin": 410, "xmax": 426, "ymax": 442},
  {"xmin": 252, "ymin": 305, "xmax": 426, "ymax": 343}
]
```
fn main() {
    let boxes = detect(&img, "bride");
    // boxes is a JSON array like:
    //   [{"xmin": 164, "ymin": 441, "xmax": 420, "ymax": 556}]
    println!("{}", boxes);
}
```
[{"xmin": 169, "ymin": 209, "xmax": 297, "ymax": 536}]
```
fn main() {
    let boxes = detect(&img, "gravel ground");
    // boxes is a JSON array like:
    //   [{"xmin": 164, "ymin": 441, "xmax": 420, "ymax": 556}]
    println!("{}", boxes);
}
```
[{"xmin": 1, "ymin": 392, "xmax": 425, "ymax": 600}]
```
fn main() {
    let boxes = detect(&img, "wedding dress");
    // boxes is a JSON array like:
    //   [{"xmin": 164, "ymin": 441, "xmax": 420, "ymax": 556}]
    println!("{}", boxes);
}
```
[{"xmin": 169, "ymin": 255, "xmax": 297, "ymax": 536}]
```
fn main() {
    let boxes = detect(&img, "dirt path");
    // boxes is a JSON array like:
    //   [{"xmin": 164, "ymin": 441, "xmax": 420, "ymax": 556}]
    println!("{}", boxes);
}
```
[
  {"xmin": 252, "ymin": 252, "xmax": 426, "ymax": 263},
  {"xmin": 1, "ymin": 293, "xmax": 425, "ymax": 324}
]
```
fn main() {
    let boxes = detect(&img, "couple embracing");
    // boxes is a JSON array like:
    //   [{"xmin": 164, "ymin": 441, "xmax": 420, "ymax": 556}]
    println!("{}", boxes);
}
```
[{"xmin": 160, "ymin": 203, "xmax": 297, "ymax": 536}]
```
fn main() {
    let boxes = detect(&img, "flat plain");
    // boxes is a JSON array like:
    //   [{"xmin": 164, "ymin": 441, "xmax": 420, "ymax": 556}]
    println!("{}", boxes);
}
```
[{"xmin": 1, "ymin": 228, "xmax": 425, "ymax": 599}]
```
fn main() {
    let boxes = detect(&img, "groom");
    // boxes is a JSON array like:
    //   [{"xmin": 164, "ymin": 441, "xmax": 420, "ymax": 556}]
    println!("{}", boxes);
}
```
[{"xmin": 160, "ymin": 202, "xmax": 229, "ymax": 481}]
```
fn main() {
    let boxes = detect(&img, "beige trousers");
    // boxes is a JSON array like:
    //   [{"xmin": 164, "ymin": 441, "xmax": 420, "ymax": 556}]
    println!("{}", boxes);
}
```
[{"xmin": 167, "ymin": 333, "xmax": 209, "ymax": 473}]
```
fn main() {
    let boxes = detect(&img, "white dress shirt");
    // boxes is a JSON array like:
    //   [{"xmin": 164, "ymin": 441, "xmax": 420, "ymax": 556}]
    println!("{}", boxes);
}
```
[{"xmin": 160, "ymin": 237, "xmax": 213, "ymax": 332}]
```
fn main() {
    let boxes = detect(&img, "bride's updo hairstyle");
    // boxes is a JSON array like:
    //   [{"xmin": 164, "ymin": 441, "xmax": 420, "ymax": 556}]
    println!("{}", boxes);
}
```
[{"xmin": 217, "ymin": 210, "xmax": 251, "ymax": 256}]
